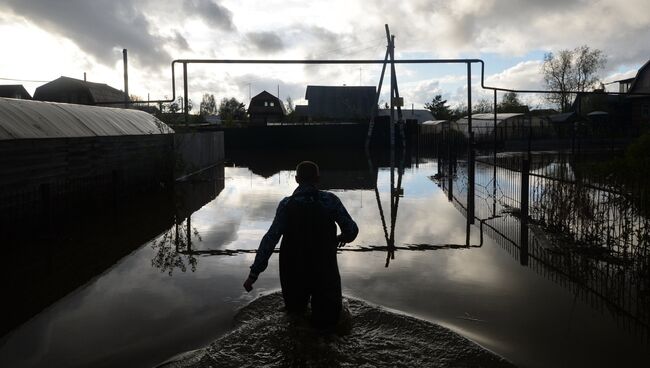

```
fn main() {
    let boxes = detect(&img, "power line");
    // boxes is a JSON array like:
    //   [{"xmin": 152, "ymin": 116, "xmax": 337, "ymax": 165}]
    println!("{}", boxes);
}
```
[{"xmin": 0, "ymin": 77, "xmax": 49, "ymax": 83}]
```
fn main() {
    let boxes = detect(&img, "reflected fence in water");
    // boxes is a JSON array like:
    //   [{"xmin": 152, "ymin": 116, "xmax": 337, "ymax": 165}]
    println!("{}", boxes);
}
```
[{"xmin": 433, "ymin": 147, "xmax": 650, "ymax": 340}]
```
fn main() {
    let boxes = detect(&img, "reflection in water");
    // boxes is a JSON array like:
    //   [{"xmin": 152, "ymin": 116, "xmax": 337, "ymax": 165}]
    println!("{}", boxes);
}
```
[
  {"xmin": 150, "ymin": 218, "xmax": 200, "ymax": 276},
  {"xmin": 3, "ymin": 146, "xmax": 650, "ymax": 368},
  {"xmin": 436, "ymin": 148, "xmax": 650, "ymax": 340},
  {"xmin": 149, "ymin": 165, "xmax": 225, "ymax": 275}
]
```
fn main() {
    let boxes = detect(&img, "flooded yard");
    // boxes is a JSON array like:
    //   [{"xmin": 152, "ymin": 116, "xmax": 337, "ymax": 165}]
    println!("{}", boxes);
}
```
[{"xmin": 1, "ymin": 149, "xmax": 648, "ymax": 368}]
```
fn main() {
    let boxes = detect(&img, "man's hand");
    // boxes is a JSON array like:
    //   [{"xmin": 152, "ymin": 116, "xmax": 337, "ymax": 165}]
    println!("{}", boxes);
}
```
[
  {"xmin": 337, "ymin": 234, "xmax": 348, "ymax": 248},
  {"xmin": 243, "ymin": 276, "xmax": 256, "ymax": 292}
]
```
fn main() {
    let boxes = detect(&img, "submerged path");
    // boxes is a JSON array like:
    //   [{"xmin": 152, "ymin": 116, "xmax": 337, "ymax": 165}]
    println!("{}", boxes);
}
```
[{"xmin": 159, "ymin": 291, "xmax": 514, "ymax": 368}]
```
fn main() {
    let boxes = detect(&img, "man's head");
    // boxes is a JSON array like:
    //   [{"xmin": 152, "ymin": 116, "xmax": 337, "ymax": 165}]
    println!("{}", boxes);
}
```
[{"xmin": 295, "ymin": 161, "xmax": 319, "ymax": 185}]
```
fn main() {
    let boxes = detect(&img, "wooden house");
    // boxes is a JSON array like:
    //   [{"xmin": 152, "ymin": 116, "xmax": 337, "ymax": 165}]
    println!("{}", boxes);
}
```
[{"xmin": 247, "ymin": 90, "xmax": 285, "ymax": 126}]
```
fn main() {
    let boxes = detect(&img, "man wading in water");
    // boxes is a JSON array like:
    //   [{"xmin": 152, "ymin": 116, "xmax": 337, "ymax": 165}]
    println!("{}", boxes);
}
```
[{"xmin": 243, "ymin": 161, "xmax": 358, "ymax": 331}]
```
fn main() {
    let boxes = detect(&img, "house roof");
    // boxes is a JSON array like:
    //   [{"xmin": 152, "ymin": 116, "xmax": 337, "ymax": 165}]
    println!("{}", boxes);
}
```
[
  {"xmin": 461, "ymin": 113, "xmax": 525, "ymax": 120},
  {"xmin": 34, "ymin": 76, "xmax": 128, "ymax": 104},
  {"xmin": 305, "ymin": 85, "xmax": 376, "ymax": 120},
  {"xmin": 629, "ymin": 59, "xmax": 650, "ymax": 93},
  {"xmin": 0, "ymin": 85, "xmax": 32, "ymax": 99},
  {"xmin": 248, "ymin": 90, "xmax": 286, "ymax": 115},
  {"xmin": 548, "ymin": 112, "xmax": 576, "ymax": 123},
  {"xmin": 0, "ymin": 98, "xmax": 173, "ymax": 140},
  {"xmin": 421, "ymin": 120, "xmax": 450, "ymax": 125}
]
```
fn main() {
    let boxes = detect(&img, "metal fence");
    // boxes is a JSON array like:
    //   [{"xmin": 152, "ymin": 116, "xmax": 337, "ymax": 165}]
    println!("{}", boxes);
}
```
[{"xmin": 433, "ymin": 147, "xmax": 650, "ymax": 340}]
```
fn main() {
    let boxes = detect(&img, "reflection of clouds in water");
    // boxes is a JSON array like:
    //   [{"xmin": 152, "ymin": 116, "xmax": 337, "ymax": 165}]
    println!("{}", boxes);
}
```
[
  {"xmin": 335, "ymin": 167, "xmax": 478, "ymax": 248},
  {"xmin": 170, "ymin": 161, "xmax": 483, "ymax": 265},
  {"xmin": 187, "ymin": 163, "xmax": 479, "ymax": 254},
  {"xmin": 200, "ymin": 219, "xmax": 241, "ymax": 249}
]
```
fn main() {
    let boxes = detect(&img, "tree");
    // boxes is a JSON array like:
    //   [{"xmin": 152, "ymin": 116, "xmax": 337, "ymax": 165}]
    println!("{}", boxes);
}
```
[
  {"xmin": 497, "ymin": 92, "xmax": 529, "ymax": 113},
  {"xmin": 167, "ymin": 101, "xmax": 180, "ymax": 114},
  {"xmin": 218, "ymin": 97, "xmax": 247, "ymax": 122},
  {"xmin": 541, "ymin": 45, "xmax": 606, "ymax": 112},
  {"xmin": 175, "ymin": 96, "xmax": 193, "ymax": 113},
  {"xmin": 285, "ymin": 96, "xmax": 295, "ymax": 114},
  {"xmin": 199, "ymin": 93, "xmax": 217, "ymax": 116},
  {"xmin": 473, "ymin": 98, "xmax": 493, "ymax": 114},
  {"xmin": 424, "ymin": 95, "xmax": 452, "ymax": 120},
  {"xmin": 451, "ymin": 103, "xmax": 467, "ymax": 120}
]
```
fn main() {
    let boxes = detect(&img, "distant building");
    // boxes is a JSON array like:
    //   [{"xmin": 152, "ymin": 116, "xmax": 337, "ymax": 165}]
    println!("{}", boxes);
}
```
[
  {"xmin": 34, "ymin": 76, "xmax": 128, "ymax": 107},
  {"xmin": 203, "ymin": 114, "xmax": 222, "ymax": 125},
  {"xmin": 304, "ymin": 86, "xmax": 376, "ymax": 122},
  {"xmin": 0, "ymin": 85, "xmax": 31, "ymax": 99},
  {"xmin": 455, "ymin": 113, "xmax": 549, "ymax": 141},
  {"xmin": 607, "ymin": 60, "xmax": 650, "ymax": 129},
  {"xmin": 378, "ymin": 108, "xmax": 433, "ymax": 123},
  {"xmin": 293, "ymin": 105, "xmax": 309, "ymax": 122},
  {"xmin": 621, "ymin": 60, "xmax": 650, "ymax": 127},
  {"xmin": 247, "ymin": 90, "xmax": 285, "ymax": 126}
]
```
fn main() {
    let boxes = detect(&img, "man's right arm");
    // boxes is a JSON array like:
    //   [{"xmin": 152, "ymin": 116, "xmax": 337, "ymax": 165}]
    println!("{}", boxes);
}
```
[
  {"xmin": 248, "ymin": 197, "xmax": 290, "ymax": 279},
  {"xmin": 332, "ymin": 195, "xmax": 358, "ymax": 244}
]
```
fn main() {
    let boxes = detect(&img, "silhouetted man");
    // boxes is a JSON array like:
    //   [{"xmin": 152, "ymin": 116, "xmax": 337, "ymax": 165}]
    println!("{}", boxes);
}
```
[{"xmin": 243, "ymin": 161, "xmax": 358, "ymax": 331}]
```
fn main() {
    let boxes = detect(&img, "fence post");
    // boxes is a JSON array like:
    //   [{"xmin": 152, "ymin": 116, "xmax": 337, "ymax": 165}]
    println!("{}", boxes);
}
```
[
  {"xmin": 183, "ymin": 62, "xmax": 189, "ymax": 126},
  {"xmin": 468, "ymin": 132, "xmax": 475, "ymax": 224},
  {"xmin": 520, "ymin": 159, "xmax": 529, "ymax": 265}
]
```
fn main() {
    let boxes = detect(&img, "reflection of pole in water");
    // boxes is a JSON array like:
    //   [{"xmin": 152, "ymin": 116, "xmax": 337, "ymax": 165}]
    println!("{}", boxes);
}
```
[
  {"xmin": 467, "ymin": 132, "xmax": 475, "ymax": 224},
  {"xmin": 187, "ymin": 215, "xmax": 192, "ymax": 252},
  {"xmin": 364, "ymin": 151, "xmax": 390, "ymax": 257},
  {"xmin": 520, "ymin": 159, "xmax": 529, "ymax": 265}
]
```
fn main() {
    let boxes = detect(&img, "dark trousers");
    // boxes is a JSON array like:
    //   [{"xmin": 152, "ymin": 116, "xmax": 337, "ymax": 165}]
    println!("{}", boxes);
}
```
[{"xmin": 280, "ymin": 252, "xmax": 342, "ymax": 330}]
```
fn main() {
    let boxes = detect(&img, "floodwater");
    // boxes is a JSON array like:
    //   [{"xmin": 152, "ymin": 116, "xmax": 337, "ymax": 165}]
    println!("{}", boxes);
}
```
[{"xmin": 0, "ymin": 149, "xmax": 648, "ymax": 368}]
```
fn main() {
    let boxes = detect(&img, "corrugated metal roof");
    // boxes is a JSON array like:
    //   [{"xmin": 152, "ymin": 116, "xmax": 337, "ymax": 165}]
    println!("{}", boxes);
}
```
[
  {"xmin": 455, "ymin": 114, "xmax": 545, "ymax": 137},
  {"xmin": 0, "ymin": 98, "xmax": 173, "ymax": 140},
  {"xmin": 462, "ymin": 113, "xmax": 525, "ymax": 120}
]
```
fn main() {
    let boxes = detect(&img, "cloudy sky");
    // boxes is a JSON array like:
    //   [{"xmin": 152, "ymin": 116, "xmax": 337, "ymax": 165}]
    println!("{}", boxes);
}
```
[{"xmin": 1, "ymin": 0, "xmax": 648, "ymax": 109}]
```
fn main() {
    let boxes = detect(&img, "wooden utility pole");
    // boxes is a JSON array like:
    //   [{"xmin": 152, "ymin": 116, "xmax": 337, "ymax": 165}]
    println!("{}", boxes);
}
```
[{"xmin": 123, "ymin": 49, "xmax": 129, "ymax": 108}]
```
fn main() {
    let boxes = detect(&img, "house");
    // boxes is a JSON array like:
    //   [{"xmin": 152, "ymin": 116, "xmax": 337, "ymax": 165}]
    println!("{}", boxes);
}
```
[
  {"xmin": 34, "ymin": 76, "xmax": 128, "ymax": 107},
  {"xmin": 619, "ymin": 60, "xmax": 650, "ymax": 128},
  {"xmin": 293, "ymin": 105, "xmax": 309, "ymax": 123},
  {"xmin": 0, "ymin": 85, "xmax": 32, "ymax": 99},
  {"xmin": 247, "ymin": 90, "xmax": 285, "ymax": 126},
  {"xmin": 596, "ymin": 60, "xmax": 650, "ymax": 130},
  {"xmin": 304, "ymin": 86, "xmax": 376, "ymax": 122}
]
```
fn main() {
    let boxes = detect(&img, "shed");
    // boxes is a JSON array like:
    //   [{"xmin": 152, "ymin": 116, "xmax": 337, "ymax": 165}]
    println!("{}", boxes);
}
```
[
  {"xmin": 420, "ymin": 120, "xmax": 453, "ymax": 133},
  {"xmin": 0, "ymin": 98, "xmax": 175, "ymax": 224},
  {"xmin": 305, "ymin": 86, "xmax": 376, "ymax": 122},
  {"xmin": 34, "ymin": 76, "xmax": 128, "ymax": 107},
  {"xmin": 0, "ymin": 98, "xmax": 172, "ymax": 140},
  {"xmin": 0, "ymin": 85, "xmax": 32, "ymax": 99},
  {"xmin": 455, "ymin": 113, "xmax": 548, "ymax": 141},
  {"xmin": 247, "ymin": 90, "xmax": 285, "ymax": 126}
]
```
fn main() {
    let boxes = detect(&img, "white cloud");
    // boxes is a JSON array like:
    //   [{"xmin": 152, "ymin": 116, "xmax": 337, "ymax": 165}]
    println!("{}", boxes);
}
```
[{"xmin": 1, "ymin": 0, "xmax": 649, "ymax": 107}]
